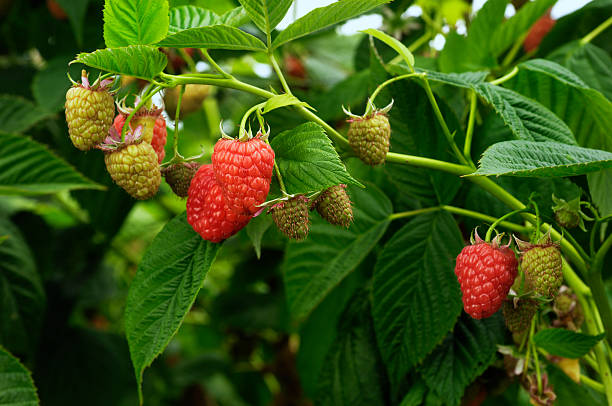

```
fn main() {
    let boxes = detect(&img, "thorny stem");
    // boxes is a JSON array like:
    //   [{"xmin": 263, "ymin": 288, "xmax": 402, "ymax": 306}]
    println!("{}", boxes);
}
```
[
  {"xmin": 489, "ymin": 66, "xmax": 519, "ymax": 86},
  {"xmin": 269, "ymin": 52, "xmax": 292, "ymax": 95},
  {"xmin": 464, "ymin": 90, "xmax": 477, "ymax": 166},
  {"xmin": 420, "ymin": 76, "xmax": 471, "ymax": 167},
  {"xmin": 581, "ymin": 15, "xmax": 612, "ymax": 45}
]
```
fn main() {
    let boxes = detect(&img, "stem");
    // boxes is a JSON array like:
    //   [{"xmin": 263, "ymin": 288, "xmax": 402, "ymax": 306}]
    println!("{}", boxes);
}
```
[
  {"xmin": 586, "ymin": 271, "xmax": 612, "ymax": 346},
  {"xmin": 530, "ymin": 319, "xmax": 543, "ymax": 395},
  {"xmin": 563, "ymin": 229, "xmax": 592, "ymax": 262},
  {"xmin": 122, "ymin": 85, "xmax": 162, "ymax": 141},
  {"xmin": 582, "ymin": 375, "xmax": 605, "ymax": 394},
  {"xmin": 489, "ymin": 66, "xmax": 519, "ymax": 86},
  {"xmin": 369, "ymin": 73, "xmax": 423, "ymax": 106},
  {"xmin": 240, "ymin": 103, "xmax": 265, "ymax": 136},
  {"xmin": 593, "ymin": 341, "xmax": 612, "ymax": 405},
  {"xmin": 269, "ymin": 52, "xmax": 292, "ymax": 95},
  {"xmin": 441, "ymin": 205, "xmax": 531, "ymax": 234},
  {"xmin": 200, "ymin": 49, "xmax": 231, "ymax": 78},
  {"xmin": 386, "ymin": 152, "xmax": 472, "ymax": 176},
  {"xmin": 172, "ymin": 85, "xmax": 185, "ymax": 157},
  {"xmin": 273, "ymin": 161, "xmax": 286, "ymax": 194},
  {"xmin": 501, "ymin": 33, "xmax": 526, "ymax": 69},
  {"xmin": 420, "ymin": 76, "xmax": 471, "ymax": 167},
  {"xmin": 593, "ymin": 232, "xmax": 612, "ymax": 275},
  {"xmin": 295, "ymin": 105, "xmax": 350, "ymax": 148},
  {"xmin": 464, "ymin": 90, "xmax": 477, "ymax": 166},
  {"xmin": 485, "ymin": 209, "xmax": 528, "ymax": 242},
  {"xmin": 388, "ymin": 207, "xmax": 441, "ymax": 221},
  {"xmin": 591, "ymin": 222, "xmax": 600, "ymax": 257},
  {"xmin": 581, "ymin": 16, "xmax": 612, "ymax": 45},
  {"xmin": 177, "ymin": 48, "xmax": 197, "ymax": 73}
]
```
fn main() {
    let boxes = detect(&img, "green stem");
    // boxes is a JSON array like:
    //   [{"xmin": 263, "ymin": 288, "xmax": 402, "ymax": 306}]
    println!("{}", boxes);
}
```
[
  {"xmin": 369, "ymin": 73, "xmax": 423, "ymax": 106},
  {"xmin": 530, "ymin": 319, "xmax": 543, "ymax": 395},
  {"xmin": 581, "ymin": 16, "xmax": 612, "ymax": 45},
  {"xmin": 385, "ymin": 152, "xmax": 471, "ymax": 176},
  {"xmin": 388, "ymin": 207, "xmax": 441, "ymax": 221},
  {"xmin": 593, "ymin": 232, "xmax": 612, "ymax": 275},
  {"xmin": 485, "ymin": 209, "xmax": 528, "ymax": 242},
  {"xmin": 441, "ymin": 205, "xmax": 531, "ymax": 234},
  {"xmin": 591, "ymin": 221, "xmax": 600, "ymax": 257},
  {"xmin": 122, "ymin": 84, "xmax": 162, "ymax": 141},
  {"xmin": 582, "ymin": 375, "xmax": 605, "ymax": 394},
  {"xmin": 269, "ymin": 52, "xmax": 292, "ymax": 95},
  {"xmin": 177, "ymin": 48, "xmax": 197, "ymax": 73},
  {"xmin": 240, "ymin": 103, "xmax": 265, "ymax": 136},
  {"xmin": 563, "ymin": 229, "xmax": 592, "ymax": 262},
  {"xmin": 586, "ymin": 271, "xmax": 612, "ymax": 347},
  {"xmin": 501, "ymin": 33, "xmax": 527, "ymax": 69},
  {"xmin": 593, "ymin": 340, "xmax": 612, "ymax": 405},
  {"xmin": 172, "ymin": 85, "xmax": 185, "ymax": 158},
  {"xmin": 420, "ymin": 76, "xmax": 471, "ymax": 167},
  {"xmin": 200, "ymin": 49, "xmax": 231, "ymax": 78},
  {"xmin": 464, "ymin": 90, "xmax": 477, "ymax": 165},
  {"xmin": 295, "ymin": 105, "xmax": 350, "ymax": 148},
  {"xmin": 489, "ymin": 66, "xmax": 519, "ymax": 86}
]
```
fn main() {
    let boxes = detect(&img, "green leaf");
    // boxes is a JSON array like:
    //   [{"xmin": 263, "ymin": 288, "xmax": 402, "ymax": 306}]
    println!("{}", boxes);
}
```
[
  {"xmin": 547, "ymin": 364, "xmax": 606, "ymax": 406},
  {"xmin": 103, "ymin": 0, "xmax": 169, "ymax": 47},
  {"xmin": 316, "ymin": 290, "xmax": 388, "ymax": 406},
  {"xmin": 489, "ymin": 0, "xmax": 556, "ymax": 57},
  {"xmin": 246, "ymin": 213, "xmax": 273, "ymax": 259},
  {"xmin": 270, "ymin": 122, "xmax": 362, "ymax": 194},
  {"xmin": 55, "ymin": 0, "xmax": 91, "ymax": 45},
  {"xmin": 272, "ymin": 0, "xmax": 389, "ymax": 49},
  {"xmin": 588, "ymin": 169, "xmax": 612, "ymax": 218},
  {"xmin": 474, "ymin": 83, "xmax": 576, "ymax": 144},
  {"xmin": 0, "ymin": 347, "xmax": 39, "ymax": 406},
  {"xmin": 0, "ymin": 133, "xmax": 104, "ymax": 195},
  {"xmin": 262, "ymin": 94, "xmax": 312, "ymax": 114},
  {"xmin": 124, "ymin": 213, "xmax": 220, "ymax": 402},
  {"xmin": 168, "ymin": 6, "xmax": 248, "ymax": 34},
  {"xmin": 282, "ymin": 184, "xmax": 391, "ymax": 321},
  {"xmin": 419, "ymin": 315, "xmax": 506, "ymax": 406},
  {"xmin": 0, "ymin": 95, "xmax": 50, "ymax": 133},
  {"xmin": 158, "ymin": 25, "xmax": 267, "ymax": 51},
  {"xmin": 565, "ymin": 43, "xmax": 612, "ymax": 101},
  {"xmin": 372, "ymin": 212, "xmax": 463, "ymax": 387},
  {"xmin": 32, "ymin": 57, "xmax": 72, "ymax": 113},
  {"xmin": 0, "ymin": 218, "xmax": 45, "ymax": 357},
  {"xmin": 362, "ymin": 28, "xmax": 414, "ymax": 69},
  {"xmin": 74, "ymin": 46, "xmax": 167, "ymax": 80},
  {"xmin": 534, "ymin": 328, "xmax": 605, "ymax": 358},
  {"xmin": 238, "ymin": 0, "xmax": 293, "ymax": 36},
  {"xmin": 474, "ymin": 140, "xmax": 612, "ymax": 177}
]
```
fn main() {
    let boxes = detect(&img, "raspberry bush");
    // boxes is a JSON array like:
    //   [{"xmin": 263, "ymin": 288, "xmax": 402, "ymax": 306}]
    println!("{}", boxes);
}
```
[{"xmin": 1, "ymin": 0, "xmax": 612, "ymax": 405}]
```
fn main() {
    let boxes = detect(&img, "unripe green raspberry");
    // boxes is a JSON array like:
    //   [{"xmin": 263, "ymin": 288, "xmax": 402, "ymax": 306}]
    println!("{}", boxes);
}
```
[
  {"xmin": 269, "ymin": 195, "xmax": 309, "ymax": 240},
  {"xmin": 554, "ymin": 208, "xmax": 580, "ymax": 229},
  {"xmin": 65, "ymin": 72, "xmax": 114, "ymax": 151},
  {"xmin": 162, "ymin": 162, "xmax": 200, "ymax": 198},
  {"xmin": 105, "ymin": 142, "xmax": 161, "ymax": 200},
  {"xmin": 517, "ymin": 236, "xmax": 563, "ymax": 298},
  {"xmin": 313, "ymin": 184, "xmax": 353, "ymax": 227},
  {"xmin": 347, "ymin": 113, "xmax": 390, "ymax": 166},
  {"xmin": 502, "ymin": 299, "xmax": 538, "ymax": 333}
]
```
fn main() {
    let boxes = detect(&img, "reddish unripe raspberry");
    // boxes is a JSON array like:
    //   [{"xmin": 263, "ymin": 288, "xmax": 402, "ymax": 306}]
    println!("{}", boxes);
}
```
[
  {"xmin": 313, "ymin": 184, "xmax": 353, "ymax": 227},
  {"xmin": 454, "ymin": 237, "xmax": 518, "ymax": 319},
  {"xmin": 347, "ymin": 112, "xmax": 391, "ymax": 166},
  {"xmin": 65, "ymin": 72, "xmax": 114, "ymax": 151},
  {"xmin": 187, "ymin": 165, "xmax": 252, "ymax": 243},
  {"xmin": 502, "ymin": 299, "xmax": 538, "ymax": 333},
  {"xmin": 523, "ymin": 12, "xmax": 555, "ymax": 53},
  {"xmin": 212, "ymin": 136, "xmax": 275, "ymax": 215},
  {"xmin": 162, "ymin": 162, "xmax": 200, "ymax": 198},
  {"xmin": 269, "ymin": 195, "xmax": 310, "ymax": 240},
  {"xmin": 113, "ymin": 114, "xmax": 167, "ymax": 163}
]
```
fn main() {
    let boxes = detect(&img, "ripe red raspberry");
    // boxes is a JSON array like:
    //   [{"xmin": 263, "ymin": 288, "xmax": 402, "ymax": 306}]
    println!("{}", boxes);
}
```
[
  {"xmin": 454, "ymin": 234, "xmax": 518, "ymax": 319},
  {"xmin": 268, "ymin": 195, "xmax": 310, "ymax": 240},
  {"xmin": 187, "ymin": 165, "xmax": 252, "ymax": 243},
  {"xmin": 516, "ymin": 235, "xmax": 563, "ymax": 298},
  {"xmin": 345, "ymin": 103, "xmax": 392, "ymax": 166},
  {"xmin": 211, "ymin": 134, "xmax": 275, "ymax": 215},
  {"xmin": 65, "ymin": 70, "xmax": 114, "ymax": 151},
  {"xmin": 113, "ymin": 114, "xmax": 167, "ymax": 163},
  {"xmin": 99, "ymin": 126, "xmax": 161, "ymax": 200},
  {"xmin": 162, "ymin": 162, "xmax": 200, "ymax": 198},
  {"xmin": 523, "ymin": 11, "xmax": 555, "ymax": 53},
  {"xmin": 312, "ymin": 184, "xmax": 353, "ymax": 227}
]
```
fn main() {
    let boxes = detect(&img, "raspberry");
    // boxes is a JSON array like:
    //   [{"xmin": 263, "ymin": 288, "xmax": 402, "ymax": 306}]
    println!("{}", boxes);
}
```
[
  {"xmin": 268, "ymin": 195, "xmax": 310, "ymax": 240},
  {"xmin": 517, "ymin": 235, "xmax": 563, "ymax": 298},
  {"xmin": 523, "ymin": 12, "xmax": 555, "ymax": 53},
  {"xmin": 454, "ymin": 234, "xmax": 518, "ymax": 319},
  {"xmin": 211, "ymin": 134, "xmax": 275, "ymax": 215},
  {"xmin": 312, "ymin": 184, "xmax": 353, "ymax": 227},
  {"xmin": 346, "ymin": 112, "xmax": 391, "ymax": 166},
  {"xmin": 164, "ymin": 84, "xmax": 209, "ymax": 119},
  {"xmin": 162, "ymin": 162, "xmax": 200, "ymax": 198},
  {"xmin": 186, "ymin": 165, "xmax": 251, "ymax": 243},
  {"xmin": 502, "ymin": 299, "xmax": 538, "ymax": 333},
  {"xmin": 100, "ymin": 126, "xmax": 161, "ymax": 200},
  {"xmin": 65, "ymin": 70, "xmax": 114, "ymax": 151},
  {"xmin": 113, "ymin": 114, "xmax": 167, "ymax": 163},
  {"xmin": 552, "ymin": 195, "xmax": 585, "ymax": 230},
  {"xmin": 553, "ymin": 289, "xmax": 584, "ymax": 330}
]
